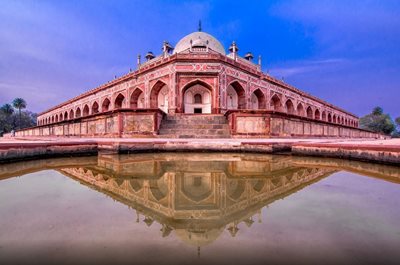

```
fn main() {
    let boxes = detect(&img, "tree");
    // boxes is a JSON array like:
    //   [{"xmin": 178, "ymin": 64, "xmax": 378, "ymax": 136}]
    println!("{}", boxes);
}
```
[
  {"xmin": 0, "ymin": 103, "xmax": 14, "ymax": 116},
  {"xmin": 396, "ymin": 117, "xmax": 400, "ymax": 128},
  {"xmin": 0, "ymin": 104, "xmax": 15, "ymax": 135},
  {"xmin": 394, "ymin": 117, "xmax": 400, "ymax": 138},
  {"xmin": 12, "ymin": 98, "xmax": 27, "ymax": 129},
  {"xmin": 359, "ymin": 107, "xmax": 395, "ymax": 135},
  {"xmin": 372, "ymin": 106, "xmax": 383, "ymax": 115}
]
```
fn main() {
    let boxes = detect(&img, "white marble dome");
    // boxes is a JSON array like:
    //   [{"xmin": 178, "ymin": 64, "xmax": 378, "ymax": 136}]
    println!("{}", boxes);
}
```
[{"xmin": 174, "ymin": 31, "xmax": 226, "ymax": 54}]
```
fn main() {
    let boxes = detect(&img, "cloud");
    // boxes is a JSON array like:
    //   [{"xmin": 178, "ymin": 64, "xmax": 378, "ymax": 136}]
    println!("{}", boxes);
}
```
[{"xmin": 269, "ymin": 58, "xmax": 348, "ymax": 78}]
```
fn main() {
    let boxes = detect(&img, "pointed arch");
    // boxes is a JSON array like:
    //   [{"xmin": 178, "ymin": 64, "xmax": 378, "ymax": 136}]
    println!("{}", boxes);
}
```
[
  {"xmin": 270, "ymin": 94, "xmax": 282, "ymax": 111},
  {"xmin": 322, "ymin": 111, "xmax": 326, "ymax": 121},
  {"xmin": 150, "ymin": 80, "xmax": 168, "ymax": 109},
  {"xmin": 75, "ymin": 107, "xmax": 81, "ymax": 118},
  {"xmin": 328, "ymin": 113, "xmax": 332, "ymax": 123},
  {"xmin": 297, "ymin": 103, "xmax": 305, "ymax": 116},
  {"xmin": 306, "ymin": 106, "xmax": 313, "ymax": 119},
  {"xmin": 91, "ymin": 101, "xmax": 99, "ymax": 114},
  {"xmin": 285, "ymin": 99, "xmax": 295, "ymax": 114},
  {"xmin": 69, "ymin": 109, "xmax": 74, "ymax": 119},
  {"xmin": 59, "ymin": 113, "xmax": 63, "ymax": 122},
  {"xmin": 82, "ymin": 104, "xmax": 90, "ymax": 116},
  {"xmin": 55, "ymin": 115, "xmax": 59, "ymax": 123},
  {"xmin": 227, "ymin": 81, "xmax": 246, "ymax": 109},
  {"xmin": 102, "ymin": 98, "xmax": 111, "ymax": 112},
  {"xmin": 332, "ymin": 114, "xmax": 337, "ymax": 123},
  {"xmin": 250, "ymin": 89, "xmax": 266, "ymax": 109},
  {"xmin": 315, "ymin": 109, "xmax": 321, "ymax": 120},
  {"xmin": 114, "ymin": 93, "xmax": 125, "ymax": 109},
  {"xmin": 130, "ymin": 88, "xmax": 144, "ymax": 109},
  {"xmin": 64, "ymin": 111, "xmax": 68, "ymax": 120},
  {"xmin": 183, "ymin": 79, "xmax": 212, "ymax": 113}
]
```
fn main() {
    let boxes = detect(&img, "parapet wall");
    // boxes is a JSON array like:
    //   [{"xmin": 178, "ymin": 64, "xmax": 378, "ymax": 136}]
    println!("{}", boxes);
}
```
[
  {"xmin": 6, "ymin": 109, "xmax": 381, "ymax": 139},
  {"xmin": 8, "ymin": 109, "xmax": 165, "ymax": 138},
  {"xmin": 226, "ymin": 110, "xmax": 382, "ymax": 139}
]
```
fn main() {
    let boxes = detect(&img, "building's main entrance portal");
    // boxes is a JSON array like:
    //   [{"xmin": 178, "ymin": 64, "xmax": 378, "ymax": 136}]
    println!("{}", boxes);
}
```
[{"xmin": 183, "ymin": 83, "xmax": 211, "ymax": 114}]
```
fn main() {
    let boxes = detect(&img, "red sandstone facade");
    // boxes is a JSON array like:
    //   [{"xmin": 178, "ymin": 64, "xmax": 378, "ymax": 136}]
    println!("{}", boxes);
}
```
[{"xmin": 28, "ymin": 30, "xmax": 368, "ymax": 138}]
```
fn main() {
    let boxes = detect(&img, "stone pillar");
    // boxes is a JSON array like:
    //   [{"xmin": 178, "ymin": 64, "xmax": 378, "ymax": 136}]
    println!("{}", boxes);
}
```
[
  {"xmin": 168, "ymin": 72, "xmax": 177, "ymax": 114},
  {"xmin": 144, "ymin": 80, "xmax": 150, "ymax": 108},
  {"xmin": 218, "ymin": 71, "xmax": 227, "ymax": 114}
]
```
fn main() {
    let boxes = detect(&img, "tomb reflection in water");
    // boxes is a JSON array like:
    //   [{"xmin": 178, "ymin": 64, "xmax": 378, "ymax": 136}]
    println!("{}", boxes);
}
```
[{"xmin": 1, "ymin": 153, "xmax": 400, "ymax": 265}]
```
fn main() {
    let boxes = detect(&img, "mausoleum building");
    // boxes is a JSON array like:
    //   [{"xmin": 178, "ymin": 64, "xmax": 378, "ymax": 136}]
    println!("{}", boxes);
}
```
[{"xmin": 21, "ymin": 29, "xmax": 377, "ymax": 138}]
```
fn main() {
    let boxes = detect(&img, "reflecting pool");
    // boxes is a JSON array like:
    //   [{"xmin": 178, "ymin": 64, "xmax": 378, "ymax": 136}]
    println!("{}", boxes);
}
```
[{"xmin": 1, "ymin": 153, "xmax": 400, "ymax": 265}]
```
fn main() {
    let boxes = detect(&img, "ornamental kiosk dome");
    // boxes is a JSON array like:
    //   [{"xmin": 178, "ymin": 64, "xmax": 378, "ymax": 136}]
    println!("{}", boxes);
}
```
[{"xmin": 173, "ymin": 31, "xmax": 226, "ymax": 55}]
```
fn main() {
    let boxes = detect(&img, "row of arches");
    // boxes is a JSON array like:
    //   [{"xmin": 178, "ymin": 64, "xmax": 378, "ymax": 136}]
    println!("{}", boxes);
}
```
[
  {"xmin": 269, "ymin": 95, "xmax": 358, "ymax": 127},
  {"xmin": 38, "ymin": 79, "xmax": 358, "ymax": 128}
]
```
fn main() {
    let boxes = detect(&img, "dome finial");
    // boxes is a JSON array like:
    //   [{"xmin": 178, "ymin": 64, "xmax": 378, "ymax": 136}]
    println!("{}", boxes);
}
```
[{"xmin": 198, "ymin": 20, "xmax": 202, "ymax": 32}]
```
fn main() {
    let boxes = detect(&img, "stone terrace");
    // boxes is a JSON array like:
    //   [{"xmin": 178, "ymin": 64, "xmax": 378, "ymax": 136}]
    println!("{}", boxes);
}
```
[{"xmin": 0, "ymin": 137, "xmax": 399, "ymax": 165}]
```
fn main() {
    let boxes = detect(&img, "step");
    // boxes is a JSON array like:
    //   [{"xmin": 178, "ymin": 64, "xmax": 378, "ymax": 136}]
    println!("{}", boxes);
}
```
[
  {"xmin": 165, "ymin": 115, "xmax": 227, "ymax": 122},
  {"xmin": 159, "ymin": 124, "xmax": 230, "ymax": 130},
  {"xmin": 157, "ymin": 134, "xmax": 231, "ymax": 139},
  {"xmin": 158, "ymin": 129, "xmax": 230, "ymax": 136}
]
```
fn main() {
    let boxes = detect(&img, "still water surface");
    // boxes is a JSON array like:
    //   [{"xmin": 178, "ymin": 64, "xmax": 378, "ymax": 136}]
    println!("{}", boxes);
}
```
[{"xmin": 1, "ymin": 153, "xmax": 400, "ymax": 265}]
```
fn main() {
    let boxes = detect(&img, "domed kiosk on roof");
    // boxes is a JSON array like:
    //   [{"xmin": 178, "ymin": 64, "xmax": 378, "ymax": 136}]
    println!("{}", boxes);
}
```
[{"xmin": 173, "ymin": 31, "xmax": 226, "ymax": 54}]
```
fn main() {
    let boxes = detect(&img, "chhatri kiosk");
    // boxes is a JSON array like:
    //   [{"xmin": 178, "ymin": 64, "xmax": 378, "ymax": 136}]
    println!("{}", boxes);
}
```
[{"xmin": 24, "ymin": 27, "xmax": 376, "ymax": 139}]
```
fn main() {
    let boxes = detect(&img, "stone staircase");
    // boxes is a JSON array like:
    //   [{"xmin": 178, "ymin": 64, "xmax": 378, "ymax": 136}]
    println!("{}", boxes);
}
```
[{"xmin": 158, "ymin": 114, "xmax": 231, "ymax": 138}]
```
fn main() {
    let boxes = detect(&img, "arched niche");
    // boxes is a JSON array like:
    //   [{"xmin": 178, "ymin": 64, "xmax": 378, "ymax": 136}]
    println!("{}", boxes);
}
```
[
  {"xmin": 183, "ymin": 81, "xmax": 212, "ymax": 114},
  {"xmin": 82, "ymin": 104, "xmax": 90, "ymax": 116},
  {"xmin": 306, "ymin": 106, "xmax": 313, "ymax": 118},
  {"xmin": 114, "ymin": 93, "xmax": 125, "ymax": 109},
  {"xmin": 297, "ymin": 103, "xmax": 305, "ymax": 116},
  {"xmin": 150, "ymin": 81, "xmax": 168, "ymax": 113},
  {"xmin": 285, "ymin": 99, "xmax": 295, "ymax": 114},
  {"xmin": 270, "ymin": 94, "xmax": 282, "ymax": 111},
  {"xmin": 322, "ymin": 111, "xmax": 327, "ymax": 121},
  {"xmin": 92, "ymin": 102, "xmax": 99, "ymax": 114},
  {"xmin": 250, "ymin": 89, "xmax": 266, "ymax": 110},
  {"xmin": 75, "ymin": 107, "xmax": 81, "ymax": 118},
  {"xmin": 315, "ymin": 109, "xmax": 321, "ymax": 120},
  {"xmin": 102, "ymin": 98, "xmax": 111, "ymax": 112},
  {"xmin": 130, "ymin": 88, "xmax": 144, "ymax": 109},
  {"xmin": 227, "ymin": 81, "xmax": 246, "ymax": 110}
]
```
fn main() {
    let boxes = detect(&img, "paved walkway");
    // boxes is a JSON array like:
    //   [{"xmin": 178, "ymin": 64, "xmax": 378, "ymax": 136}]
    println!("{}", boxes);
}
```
[
  {"xmin": 2, "ymin": 136, "xmax": 399, "ymax": 145},
  {"xmin": 0, "ymin": 137, "xmax": 399, "ymax": 164}
]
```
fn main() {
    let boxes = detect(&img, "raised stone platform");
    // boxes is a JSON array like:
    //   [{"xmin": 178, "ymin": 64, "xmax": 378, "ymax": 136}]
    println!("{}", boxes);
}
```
[{"xmin": 0, "ymin": 137, "xmax": 399, "ymax": 165}]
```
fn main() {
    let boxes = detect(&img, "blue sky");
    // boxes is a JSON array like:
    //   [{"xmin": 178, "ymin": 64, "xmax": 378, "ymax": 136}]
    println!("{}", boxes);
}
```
[{"xmin": 1, "ymin": 0, "xmax": 399, "ymax": 118}]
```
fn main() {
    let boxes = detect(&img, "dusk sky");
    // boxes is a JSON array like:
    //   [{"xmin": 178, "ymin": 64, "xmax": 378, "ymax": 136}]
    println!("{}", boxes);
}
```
[{"xmin": 1, "ymin": 0, "xmax": 399, "ymax": 118}]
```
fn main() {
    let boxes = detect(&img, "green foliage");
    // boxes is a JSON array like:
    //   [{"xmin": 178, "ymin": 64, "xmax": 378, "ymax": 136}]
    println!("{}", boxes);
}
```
[
  {"xmin": 372, "ymin": 106, "xmax": 383, "ymax": 115},
  {"xmin": 12, "ymin": 98, "xmax": 27, "ymax": 110},
  {"xmin": 12, "ymin": 98, "xmax": 28, "ymax": 129},
  {"xmin": 0, "ymin": 99, "xmax": 36, "ymax": 136},
  {"xmin": 1, "ymin": 104, "xmax": 14, "ymax": 116},
  {"xmin": 393, "ymin": 117, "xmax": 400, "ymax": 138},
  {"xmin": 359, "ymin": 107, "xmax": 395, "ymax": 135},
  {"xmin": 396, "ymin": 117, "xmax": 400, "ymax": 127}
]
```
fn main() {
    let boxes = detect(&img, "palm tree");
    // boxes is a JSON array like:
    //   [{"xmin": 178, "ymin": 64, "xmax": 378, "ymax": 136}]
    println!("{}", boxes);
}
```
[{"xmin": 12, "ymin": 98, "xmax": 27, "ymax": 129}]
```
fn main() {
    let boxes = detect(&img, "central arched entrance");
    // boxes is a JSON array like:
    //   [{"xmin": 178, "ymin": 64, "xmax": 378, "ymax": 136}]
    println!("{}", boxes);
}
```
[{"xmin": 183, "ymin": 81, "xmax": 212, "ymax": 114}]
